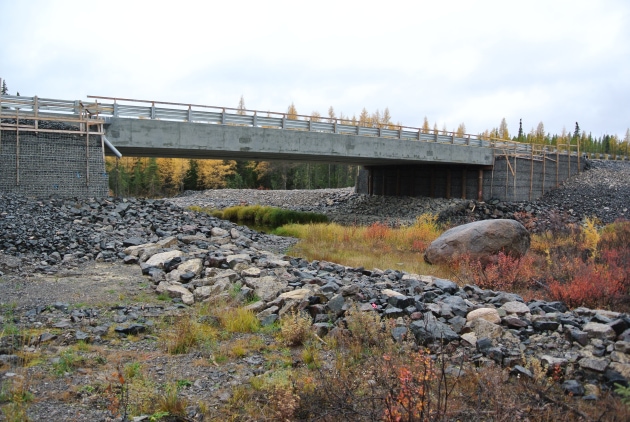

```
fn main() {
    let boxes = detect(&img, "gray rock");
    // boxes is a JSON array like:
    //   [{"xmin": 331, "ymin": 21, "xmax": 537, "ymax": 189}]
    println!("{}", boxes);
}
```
[{"xmin": 424, "ymin": 219, "xmax": 530, "ymax": 265}]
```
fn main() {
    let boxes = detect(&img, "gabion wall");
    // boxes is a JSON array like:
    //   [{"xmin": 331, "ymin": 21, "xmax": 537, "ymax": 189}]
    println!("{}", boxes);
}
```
[{"xmin": 0, "ymin": 130, "xmax": 109, "ymax": 198}]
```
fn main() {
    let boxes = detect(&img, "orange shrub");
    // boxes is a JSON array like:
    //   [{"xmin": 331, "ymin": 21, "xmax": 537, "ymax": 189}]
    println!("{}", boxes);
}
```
[{"xmin": 364, "ymin": 222, "xmax": 391, "ymax": 241}]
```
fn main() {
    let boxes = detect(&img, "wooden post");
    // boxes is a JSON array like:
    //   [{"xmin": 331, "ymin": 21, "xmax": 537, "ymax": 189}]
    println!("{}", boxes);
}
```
[
  {"xmin": 477, "ymin": 168, "xmax": 483, "ymax": 201},
  {"xmin": 568, "ymin": 143, "xmax": 571, "ymax": 178},
  {"xmin": 446, "ymin": 168, "xmax": 451, "ymax": 199},
  {"xmin": 529, "ymin": 144, "xmax": 534, "ymax": 201},
  {"xmin": 513, "ymin": 150, "xmax": 517, "ymax": 201},
  {"xmin": 16, "ymin": 109, "xmax": 20, "ymax": 186},
  {"xmin": 556, "ymin": 146, "xmax": 559, "ymax": 188},
  {"xmin": 542, "ymin": 148, "xmax": 546, "ymax": 195},
  {"xmin": 381, "ymin": 169, "xmax": 385, "ymax": 196},
  {"xmin": 86, "ymin": 130, "xmax": 90, "ymax": 186},
  {"xmin": 577, "ymin": 139, "xmax": 581, "ymax": 173}
]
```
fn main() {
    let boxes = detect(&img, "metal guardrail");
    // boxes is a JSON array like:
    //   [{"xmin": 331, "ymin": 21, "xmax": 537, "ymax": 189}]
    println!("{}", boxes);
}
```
[{"xmin": 3, "ymin": 94, "xmax": 625, "ymax": 160}]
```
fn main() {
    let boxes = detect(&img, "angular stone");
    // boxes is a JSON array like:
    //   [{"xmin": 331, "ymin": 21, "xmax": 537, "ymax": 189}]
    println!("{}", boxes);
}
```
[
  {"xmin": 611, "ymin": 351, "xmax": 630, "ymax": 364},
  {"xmin": 226, "ymin": 254, "xmax": 251, "ymax": 268},
  {"xmin": 467, "ymin": 308, "xmax": 501, "ymax": 325},
  {"xmin": 540, "ymin": 355, "xmax": 568, "ymax": 368},
  {"xmin": 561, "ymin": 380, "xmax": 585, "ymax": 396},
  {"xmin": 178, "ymin": 258, "xmax": 203, "ymax": 276},
  {"xmin": 609, "ymin": 362, "xmax": 630, "ymax": 380},
  {"xmin": 461, "ymin": 332, "xmax": 477, "ymax": 346},
  {"xmin": 532, "ymin": 320, "xmax": 560, "ymax": 332},
  {"xmin": 246, "ymin": 276, "xmax": 288, "ymax": 302},
  {"xmin": 432, "ymin": 278, "xmax": 458, "ymax": 294},
  {"xmin": 410, "ymin": 314, "xmax": 459, "ymax": 345},
  {"xmin": 469, "ymin": 318, "xmax": 503, "ymax": 339},
  {"xmin": 500, "ymin": 301, "xmax": 530, "ymax": 315},
  {"xmin": 503, "ymin": 316, "xmax": 528, "ymax": 328},
  {"xmin": 339, "ymin": 283, "xmax": 360, "ymax": 296},
  {"xmin": 579, "ymin": 357, "xmax": 610, "ymax": 372},
  {"xmin": 241, "ymin": 267, "xmax": 261, "ymax": 278},
  {"xmin": 156, "ymin": 236, "xmax": 178, "ymax": 248},
  {"xmin": 244, "ymin": 301, "xmax": 266, "ymax": 313},
  {"xmin": 327, "ymin": 294, "xmax": 345, "ymax": 315},
  {"xmin": 615, "ymin": 341, "xmax": 630, "ymax": 354},
  {"xmin": 145, "ymin": 250, "xmax": 184, "ymax": 268},
  {"xmin": 123, "ymin": 242, "xmax": 155, "ymax": 256},
  {"xmin": 166, "ymin": 284, "xmax": 194, "ymax": 305},
  {"xmin": 583, "ymin": 322, "xmax": 616, "ymax": 340}
]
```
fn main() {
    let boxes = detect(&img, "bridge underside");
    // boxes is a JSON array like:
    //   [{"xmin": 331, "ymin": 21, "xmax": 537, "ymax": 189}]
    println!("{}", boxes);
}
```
[
  {"xmin": 104, "ymin": 118, "xmax": 494, "ymax": 167},
  {"xmin": 358, "ymin": 165, "xmax": 489, "ymax": 201},
  {"xmin": 356, "ymin": 153, "xmax": 585, "ymax": 202}
]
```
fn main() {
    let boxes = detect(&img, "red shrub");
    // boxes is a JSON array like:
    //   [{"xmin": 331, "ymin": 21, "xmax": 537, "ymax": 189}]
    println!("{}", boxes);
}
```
[
  {"xmin": 365, "ymin": 222, "xmax": 391, "ymax": 241},
  {"xmin": 459, "ymin": 252, "xmax": 538, "ymax": 292}
]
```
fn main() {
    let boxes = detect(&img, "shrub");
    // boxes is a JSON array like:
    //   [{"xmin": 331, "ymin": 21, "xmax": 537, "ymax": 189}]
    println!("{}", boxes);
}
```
[
  {"xmin": 548, "ymin": 250, "xmax": 628, "ymax": 309},
  {"xmin": 160, "ymin": 316, "xmax": 216, "ymax": 354},
  {"xmin": 458, "ymin": 252, "xmax": 538, "ymax": 292},
  {"xmin": 279, "ymin": 311, "xmax": 313, "ymax": 347},
  {"xmin": 220, "ymin": 307, "xmax": 260, "ymax": 333}
]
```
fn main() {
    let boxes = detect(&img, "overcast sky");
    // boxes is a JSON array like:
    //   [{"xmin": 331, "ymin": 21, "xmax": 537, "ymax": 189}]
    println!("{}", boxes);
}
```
[{"xmin": 1, "ymin": 0, "xmax": 628, "ymax": 139}]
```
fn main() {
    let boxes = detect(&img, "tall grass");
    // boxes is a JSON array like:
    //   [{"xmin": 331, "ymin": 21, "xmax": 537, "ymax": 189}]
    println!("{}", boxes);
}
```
[
  {"xmin": 189, "ymin": 205, "xmax": 327, "ymax": 228},
  {"xmin": 274, "ymin": 214, "xmax": 449, "ymax": 277}
]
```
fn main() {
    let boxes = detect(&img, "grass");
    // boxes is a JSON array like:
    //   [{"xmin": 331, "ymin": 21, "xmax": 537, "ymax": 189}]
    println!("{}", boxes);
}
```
[
  {"xmin": 274, "ymin": 214, "xmax": 450, "ymax": 277},
  {"xmin": 189, "ymin": 204, "xmax": 328, "ymax": 228}
]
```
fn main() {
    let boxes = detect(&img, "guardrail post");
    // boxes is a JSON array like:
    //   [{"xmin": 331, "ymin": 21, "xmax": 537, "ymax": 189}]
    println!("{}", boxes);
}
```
[
  {"xmin": 150, "ymin": 102, "xmax": 156, "ymax": 119},
  {"xmin": 187, "ymin": 105, "xmax": 192, "ymax": 122},
  {"xmin": 434, "ymin": 130, "xmax": 438, "ymax": 142},
  {"xmin": 417, "ymin": 130, "xmax": 421, "ymax": 141},
  {"xmin": 467, "ymin": 134, "xmax": 470, "ymax": 145},
  {"xmin": 378, "ymin": 127, "xmax": 382, "ymax": 137},
  {"xmin": 398, "ymin": 127, "xmax": 402, "ymax": 139},
  {"xmin": 282, "ymin": 116, "xmax": 286, "ymax": 129},
  {"xmin": 308, "ymin": 119, "xmax": 312, "ymax": 131},
  {"xmin": 334, "ymin": 121, "xmax": 338, "ymax": 134},
  {"xmin": 451, "ymin": 133, "xmax": 455, "ymax": 144},
  {"xmin": 113, "ymin": 103, "xmax": 119, "ymax": 117},
  {"xmin": 222, "ymin": 109, "xmax": 226, "ymax": 125},
  {"xmin": 253, "ymin": 112, "xmax": 258, "ymax": 128}
]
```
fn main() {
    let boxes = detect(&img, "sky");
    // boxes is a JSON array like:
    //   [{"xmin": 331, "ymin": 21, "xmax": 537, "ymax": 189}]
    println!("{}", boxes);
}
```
[{"xmin": 1, "ymin": 0, "xmax": 629, "ymax": 140}]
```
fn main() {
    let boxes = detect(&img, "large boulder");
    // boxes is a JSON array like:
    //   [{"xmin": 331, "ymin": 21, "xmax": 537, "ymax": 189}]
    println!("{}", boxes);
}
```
[{"xmin": 424, "ymin": 219, "xmax": 530, "ymax": 265}]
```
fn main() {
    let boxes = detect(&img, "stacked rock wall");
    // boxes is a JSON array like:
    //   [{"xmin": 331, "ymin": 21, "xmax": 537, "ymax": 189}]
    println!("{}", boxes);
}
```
[{"xmin": 0, "ymin": 129, "xmax": 109, "ymax": 198}]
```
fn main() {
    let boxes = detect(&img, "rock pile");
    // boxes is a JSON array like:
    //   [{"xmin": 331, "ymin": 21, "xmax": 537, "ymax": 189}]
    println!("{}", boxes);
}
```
[
  {"xmin": 119, "ymin": 229, "xmax": 630, "ymax": 395},
  {"xmin": 0, "ymin": 194, "xmax": 296, "ymax": 276}
]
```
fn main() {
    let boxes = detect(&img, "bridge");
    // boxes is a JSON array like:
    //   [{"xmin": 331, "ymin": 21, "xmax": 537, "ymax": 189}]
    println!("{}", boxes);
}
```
[{"xmin": 0, "ymin": 93, "xmax": 591, "ymax": 201}]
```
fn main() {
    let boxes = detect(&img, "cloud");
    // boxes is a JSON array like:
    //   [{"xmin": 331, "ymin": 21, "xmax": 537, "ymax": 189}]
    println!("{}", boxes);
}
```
[{"xmin": 1, "ymin": 0, "xmax": 629, "ymax": 138}]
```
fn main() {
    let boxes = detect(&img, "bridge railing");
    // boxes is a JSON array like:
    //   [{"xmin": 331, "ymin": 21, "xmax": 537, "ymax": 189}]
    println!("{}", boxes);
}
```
[{"xmin": 3, "ymin": 94, "xmax": 627, "ymax": 161}]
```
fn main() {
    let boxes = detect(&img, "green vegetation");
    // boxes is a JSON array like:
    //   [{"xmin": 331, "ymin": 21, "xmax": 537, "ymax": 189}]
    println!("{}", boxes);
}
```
[{"xmin": 190, "ymin": 204, "xmax": 328, "ymax": 229}]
